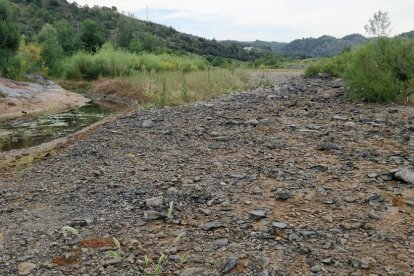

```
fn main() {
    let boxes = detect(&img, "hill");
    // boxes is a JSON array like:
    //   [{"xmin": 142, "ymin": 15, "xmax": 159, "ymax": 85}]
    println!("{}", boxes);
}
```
[
  {"xmin": 282, "ymin": 34, "xmax": 368, "ymax": 58},
  {"xmin": 8, "ymin": 0, "xmax": 259, "ymax": 61},
  {"xmin": 220, "ymin": 40, "xmax": 287, "ymax": 54},
  {"xmin": 222, "ymin": 35, "xmax": 368, "ymax": 58},
  {"xmin": 398, "ymin": 31, "xmax": 414, "ymax": 39}
]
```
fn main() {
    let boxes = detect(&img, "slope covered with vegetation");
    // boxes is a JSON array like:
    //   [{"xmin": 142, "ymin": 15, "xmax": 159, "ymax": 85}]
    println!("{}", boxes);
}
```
[
  {"xmin": 8, "ymin": 0, "xmax": 258, "ymax": 61},
  {"xmin": 305, "ymin": 37, "xmax": 414, "ymax": 102},
  {"xmin": 282, "ymin": 34, "xmax": 368, "ymax": 58}
]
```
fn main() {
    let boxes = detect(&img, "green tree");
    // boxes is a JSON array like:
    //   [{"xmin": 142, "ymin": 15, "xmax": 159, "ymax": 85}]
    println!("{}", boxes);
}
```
[
  {"xmin": 142, "ymin": 33, "xmax": 157, "ymax": 52},
  {"xmin": 37, "ymin": 24, "xmax": 63, "ymax": 68},
  {"xmin": 364, "ymin": 10, "xmax": 391, "ymax": 38},
  {"xmin": 53, "ymin": 19, "xmax": 81, "ymax": 54},
  {"xmin": 0, "ymin": 0, "xmax": 20, "ymax": 76},
  {"xmin": 80, "ymin": 19, "xmax": 104, "ymax": 52},
  {"xmin": 115, "ymin": 17, "xmax": 138, "ymax": 49}
]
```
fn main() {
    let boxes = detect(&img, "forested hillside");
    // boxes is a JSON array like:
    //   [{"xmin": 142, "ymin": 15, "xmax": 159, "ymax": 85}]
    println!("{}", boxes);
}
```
[
  {"xmin": 282, "ymin": 34, "xmax": 368, "ymax": 58},
  {"xmin": 8, "ymin": 0, "xmax": 259, "ymax": 61}
]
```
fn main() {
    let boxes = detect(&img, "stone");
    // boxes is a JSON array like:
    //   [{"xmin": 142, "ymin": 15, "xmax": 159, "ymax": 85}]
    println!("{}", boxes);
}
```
[
  {"xmin": 181, "ymin": 267, "xmax": 204, "ymax": 276},
  {"xmin": 255, "ymin": 255, "xmax": 270, "ymax": 268},
  {"xmin": 302, "ymin": 231, "xmax": 318, "ymax": 238},
  {"xmin": 395, "ymin": 168, "xmax": 414, "ymax": 184},
  {"xmin": 245, "ymin": 119, "xmax": 259, "ymax": 126},
  {"xmin": 143, "ymin": 211, "xmax": 165, "ymax": 220},
  {"xmin": 222, "ymin": 257, "xmax": 238, "ymax": 273},
  {"xmin": 344, "ymin": 196, "xmax": 356, "ymax": 203},
  {"xmin": 275, "ymin": 192, "xmax": 290, "ymax": 201},
  {"xmin": 145, "ymin": 196, "xmax": 164, "ymax": 208},
  {"xmin": 202, "ymin": 220, "xmax": 224, "ymax": 231},
  {"xmin": 317, "ymin": 143, "xmax": 340, "ymax": 151},
  {"xmin": 367, "ymin": 173, "xmax": 378, "ymax": 178},
  {"xmin": 199, "ymin": 208, "xmax": 212, "ymax": 215},
  {"xmin": 272, "ymin": 222, "xmax": 288, "ymax": 229},
  {"xmin": 310, "ymin": 265, "xmax": 321, "ymax": 273},
  {"xmin": 249, "ymin": 210, "xmax": 267, "ymax": 219},
  {"xmin": 213, "ymin": 238, "xmax": 229, "ymax": 248},
  {"xmin": 69, "ymin": 219, "xmax": 88, "ymax": 228},
  {"xmin": 18, "ymin": 262, "xmax": 37, "ymax": 275},
  {"xmin": 368, "ymin": 210, "xmax": 381, "ymax": 220},
  {"xmin": 322, "ymin": 258, "xmax": 332, "ymax": 264},
  {"xmin": 166, "ymin": 187, "xmax": 178, "ymax": 197},
  {"xmin": 142, "ymin": 119, "xmax": 155, "ymax": 128}
]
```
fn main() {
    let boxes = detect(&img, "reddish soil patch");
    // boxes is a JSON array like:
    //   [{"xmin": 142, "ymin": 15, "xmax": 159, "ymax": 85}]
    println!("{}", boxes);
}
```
[
  {"xmin": 79, "ymin": 238, "xmax": 115, "ymax": 249},
  {"xmin": 52, "ymin": 253, "xmax": 80, "ymax": 266}
]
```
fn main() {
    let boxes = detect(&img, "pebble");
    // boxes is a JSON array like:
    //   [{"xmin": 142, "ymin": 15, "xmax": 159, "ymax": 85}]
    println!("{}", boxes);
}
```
[
  {"xmin": 245, "ymin": 119, "xmax": 259, "ymax": 126},
  {"xmin": 310, "ymin": 265, "xmax": 321, "ymax": 273},
  {"xmin": 181, "ymin": 267, "xmax": 204, "ymax": 276},
  {"xmin": 272, "ymin": 222, "xmax": 288, "ymax": 229},
  {"xmin": 395, "ymin": 167, "xmax": 414, "ymax": 184},
  {"xmin": 222, "ymin": 257, "xmax": 238, "ymax": 273},
  {"xmin": 213, "ymin": 238, "xmax": 229, "ymax": 248},
  {"xmin": 145, "ymin": 196, "xmax": 164, "ymax": 208},
  {"xmin": 317, "ymin": 143, "xmax": 340, "ymax": 151},
  {"xmin": 275, "ymin": 192, "xmax": 290, "ymax": 201},
  {"xmin": 142, "ymin": 119, "xmax": 155, "ymax": 128},
  {"xmin": 249, "ymin": 210, "xmax": 267, "ymax": 219},
  {"xmin": 18, "ymin": 262, "xmax": 37, "ymax": 275},
  {"xmin": 201, "ymin": 220, "xmax": 224, "ymax": 231},
  {"xmin": 367, "ymin": 173, "xmax": 378, "ymax": 178},
  {"xmin": 166, "ymin": 187, "xmax": 178, "ymax": 197}
]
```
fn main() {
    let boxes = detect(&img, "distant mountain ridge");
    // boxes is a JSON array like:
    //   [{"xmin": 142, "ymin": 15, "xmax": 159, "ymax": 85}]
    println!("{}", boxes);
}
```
[
  {"xmin": 222, "ymin": 34, "xmax": 368, "ymax": 58},
  {"xmin": 282, "ymin": 34, "xmax": 368, "ymax": 58},
  {"xmin": 223, "ymin": 31, "xmax": 413, "ymax": 58}
]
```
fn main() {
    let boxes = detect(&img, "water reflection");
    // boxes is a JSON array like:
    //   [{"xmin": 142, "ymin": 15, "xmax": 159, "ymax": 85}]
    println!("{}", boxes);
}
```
[{"xmin": 0, "ymin": 102, "xmax": 118, "ymax": 152}]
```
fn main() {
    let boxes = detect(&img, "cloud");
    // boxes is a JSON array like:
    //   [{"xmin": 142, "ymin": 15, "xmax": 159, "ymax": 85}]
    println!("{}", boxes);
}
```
[{"xmin": 69, "ymin": 0, "xmax": 414, "ymax": 41}]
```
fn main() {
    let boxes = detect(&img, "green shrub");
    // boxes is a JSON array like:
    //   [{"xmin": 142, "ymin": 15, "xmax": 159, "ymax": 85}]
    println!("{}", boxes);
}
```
[
  {"xmin": 54, "ymin": 44, "xmax": 208, "ymax": 80},
  {"xmin": 305, "ymin": 38, "xmax": 414, "ymax": 102}
]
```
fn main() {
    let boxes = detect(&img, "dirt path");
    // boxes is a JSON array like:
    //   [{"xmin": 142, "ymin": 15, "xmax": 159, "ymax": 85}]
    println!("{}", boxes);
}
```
[{"xmin": 1, "ymin": 73, "xmax": 414, "ymax": 275}]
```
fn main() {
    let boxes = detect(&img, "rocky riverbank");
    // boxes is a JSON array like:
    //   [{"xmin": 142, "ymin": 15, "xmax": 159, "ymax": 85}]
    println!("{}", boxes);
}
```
[
  {"xmin": 1, "ymin": 73, "xmax": 413, "ymax": 275},
  {"xmin": 0, "ymin": 77, "xmax": 88, "ymax": 122}
]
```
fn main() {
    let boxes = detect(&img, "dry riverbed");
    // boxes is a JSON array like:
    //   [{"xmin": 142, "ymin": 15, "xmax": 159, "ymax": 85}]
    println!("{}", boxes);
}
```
[{"xmin": 1, "ymin": 73, "xmax": 414, "ymax": 275}]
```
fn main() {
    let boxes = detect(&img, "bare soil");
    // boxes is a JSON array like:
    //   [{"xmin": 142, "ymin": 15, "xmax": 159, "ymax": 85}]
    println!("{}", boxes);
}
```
[{"xmin": 1, "ymin": 73, "xmax": 413, "ymax": 275}]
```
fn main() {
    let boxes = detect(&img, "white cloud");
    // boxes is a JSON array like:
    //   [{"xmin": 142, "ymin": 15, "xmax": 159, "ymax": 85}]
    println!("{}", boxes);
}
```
[{"xmin": 69, "ymin": 0, "xmax": 414, "ymax": 41}]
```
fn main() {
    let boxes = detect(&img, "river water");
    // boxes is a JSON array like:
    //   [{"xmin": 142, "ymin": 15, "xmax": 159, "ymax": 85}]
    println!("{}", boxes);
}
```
[{"xmin": 0, "ymin": 101, "xmax": 120, "ymax": 152}]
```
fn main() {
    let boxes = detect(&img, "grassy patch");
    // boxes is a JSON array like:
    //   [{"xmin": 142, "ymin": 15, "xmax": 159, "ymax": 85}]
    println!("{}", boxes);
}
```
[
  {"xmin": 53, "ymin": 43, "xmax": 208, "ymax": 80},
  {"xmin": 91, "ymin": 69, "xmax": 255, "ymax": 107},
  {"xmin": 305, "ymin": 38, "xmax": 414, "ymax": 102}
]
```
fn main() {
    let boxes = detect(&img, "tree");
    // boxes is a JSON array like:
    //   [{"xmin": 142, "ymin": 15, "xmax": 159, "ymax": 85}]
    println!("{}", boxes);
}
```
[
  {"xmin": 115, "ymin": 17, "xmax": 138, "ymax": 49},
  {"xmin": 0, "ymin": 0, "xmax": 20, "ymax": 76},
  {"xmin": 53, "ymin": 19, "xmax": 81, "ymax": 54},
  {"xmin": 37, "ymin": 24, "xmax": 63, "ymax": 67},
  {"xmin": 0, "ymin": 0, "xmax": 19, "ymax": 53},
  {"xmin": 364, "ymin": 10, "xmax": 391, "ymax": 38},
  {"xmin": 80, "ymin": 19, "xmax": 104, "ymax": 52}
]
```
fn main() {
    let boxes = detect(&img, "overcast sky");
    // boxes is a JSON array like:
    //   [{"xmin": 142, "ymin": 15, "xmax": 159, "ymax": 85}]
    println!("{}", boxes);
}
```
[{"xmin": 69, "ymin": 0, "xmax": 413, "ymax": 42}]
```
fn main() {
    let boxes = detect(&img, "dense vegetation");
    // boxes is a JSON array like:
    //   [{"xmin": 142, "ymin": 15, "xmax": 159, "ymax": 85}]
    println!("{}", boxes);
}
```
[
  {"xmin": 305, "ymin": 38, "xmax": 414, "ymax": 102},
  {"xmin": 54, "ymin": 43, "xmax": 208, "ymax": 80},
  {"xmin": 283, "ymin": 34, "xmax": 367, "ymax": 58},
  {"xmin": 8, "ymin": 0, "xmax": 258, "ymax": 61},
  {"xmin": 0, "ymin": 0, "xmax": 20, "ymax": 76}
]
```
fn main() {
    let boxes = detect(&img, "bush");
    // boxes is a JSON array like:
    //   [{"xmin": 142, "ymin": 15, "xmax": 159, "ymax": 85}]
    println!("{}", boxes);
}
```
[
  {"xmin": 305, "ymin": 38, "xmax": 414, "ymax": 102},
  {"xmin": 54, "ymin": 44, "xmax": 208, "ymax": 80}
]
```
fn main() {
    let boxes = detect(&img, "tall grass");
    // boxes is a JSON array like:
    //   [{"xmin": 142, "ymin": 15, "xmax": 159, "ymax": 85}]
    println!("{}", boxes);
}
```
[
  {"xmin": 91, "ymin": 69, "xmax": 255, "ymax": 107},
  {"xmin": 305, "ymin": 38, "xmax": 414, "ymax": 102},
  {"xmin": 53, "ymin": 43, "xmax": 208, "ymax": 80}
]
